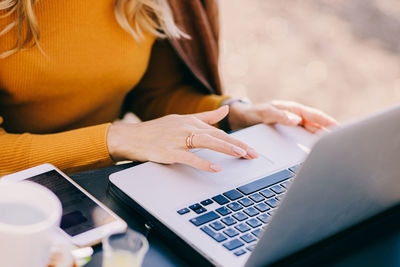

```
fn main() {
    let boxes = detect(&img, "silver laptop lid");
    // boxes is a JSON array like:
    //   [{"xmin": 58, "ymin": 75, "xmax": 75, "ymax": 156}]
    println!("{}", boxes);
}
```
[{"xmin": 246, "ymin": 105, "xmax": 400, "ymax": 267}]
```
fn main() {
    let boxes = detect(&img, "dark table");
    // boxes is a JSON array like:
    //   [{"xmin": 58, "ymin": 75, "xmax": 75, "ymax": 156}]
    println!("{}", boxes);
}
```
[{"xmin": 70, "ymin": 164, "xmax": 400, "ymax": 267}]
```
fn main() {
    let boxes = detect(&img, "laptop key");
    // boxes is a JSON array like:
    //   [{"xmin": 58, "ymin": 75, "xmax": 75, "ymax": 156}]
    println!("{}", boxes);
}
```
[
  {"xmin": 251, "ymin": 228, "xmax": 263, "ymax": 238},
  {"xmin": 257, "ymin": 214, "xmax": 271, "ymax": 224},
  {"xmin": 177, "ymin": 208, "xmax": 190, "ymax": 215},
  {"xmin": 194, "ymin": 207, "xmax": 207, "ymax": 214},
  {"xmin": 223, "ymin": 239, "xmax": 244, "ymax": 251},
  {"xmin": 235, "ymin": 223, "xmax": 250, "ymax": 233},
  {"xmin": 210, "ymin": 221, "xmax": 225, "ymax": 231},
  {"xmin": 223, "ymin": 189, "xmax": 243, "ymax": 200},
  {"xmin": 265, "ymin": 198, "xmax": 279, "ymax": 208},
  {"xmin": 280, "ymin": 181, "xmax": 290, "ymax": 188},
  {"xmin": 188, "ymin": 204, "xmax": 206, "ymax": 215},
  {"xmin": 200, "ymin": 199, "xmax": 213, "ymax": 206},
  {"xmin": 275, "ymin": 195, "xmax": 284, "ymax": 201},
  {"xmin": 221, "ymin": 216, "xmax": 236, "ymax": 226},
  {"xmin": 288, "ymin": 164, "xmax": 301, "ymax": 174},
  {"xmin": 190, "ymin": 211, "xmax": 220, "ymax": 226},
  {"xmin": 246, "ymin": 218, "xmax": 262, "ymax": 228},
  {"xmin": 234, "ymin": 249, "xmax": 247, "ymax": 256},
  {"xmin": 216, "ymin": 206, "xmax": 231, "ymax": 216},
  {"xmin": 268, "ymin": 210, "xmax": 276, "ymax": 216},
  {"xmin": 249, "ymin": 193, "xmax": 265, "ymax": 203},
  {"xmin": 223, "ymin": 228, "xmax": 239, "ymax": 238},
  {"xmin": 270, "ymin": 184, "xmax": 286, "ymax": 194},
  {"xmin": 233, "ymin": 212, "xmax": 248, "ymax": 221},
  {"xmin": 238, "ymin": 198, "xmax": 253, "ymax": 207},
  {"xmin": 254, "ymin": 203, "xmax": 270, "ymax": 212},
  {"xmin": 243, "ymin": 207, "xmax": 259, "ymax": 217},
  {"xmin": 201, "ymin": 226, "xmax": 227, "ymax": 242},
  {"xmin": 227, "ymin": 202, "xmax": 243, "ymax": 211},
  {"xmin": 246, "ymin": 244, "xmax": 256, "ymax": 251},
  {"xmin": 189, "ymin": 203, "xmax": 202, "ymax": 211},
  {"xmin": 259, "ymin": 188, "xmax": 275, "ymax": 198},
  {"xmin": 240, "ymin": 233, "xmax": 257, "ymax": 243},
  {"xmin": 212, "ymin": 195, "xmax": 230, "ymax": 205},
  {"xmin": 237, "ymin": 169, "xmax": 294, "ymax": 195}
]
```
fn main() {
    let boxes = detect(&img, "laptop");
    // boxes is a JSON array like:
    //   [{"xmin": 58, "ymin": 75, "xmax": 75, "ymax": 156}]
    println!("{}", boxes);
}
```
[{"xmin": 109, "ymin": 105, "xmax": 400, "ymax": 267}]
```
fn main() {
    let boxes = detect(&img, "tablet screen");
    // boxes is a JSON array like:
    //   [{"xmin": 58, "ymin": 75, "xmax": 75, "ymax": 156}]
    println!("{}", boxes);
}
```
[{"xmin": 27, "ymin": 170, "xmax": 116, "ymax": 236}]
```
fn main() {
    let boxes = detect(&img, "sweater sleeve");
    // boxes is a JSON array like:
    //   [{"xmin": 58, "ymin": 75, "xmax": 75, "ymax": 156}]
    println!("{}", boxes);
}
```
[
  {"xmin": 0, "ymin": 119, "xmax": 114, "ymax": 176},
  {"xmin": 124, "ymin": 39, "xmax": 230, "ymax": 121}
]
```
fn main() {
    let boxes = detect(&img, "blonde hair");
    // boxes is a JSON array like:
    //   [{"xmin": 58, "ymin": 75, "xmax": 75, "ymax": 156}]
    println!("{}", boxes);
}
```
[{"xmin": 0, "ymin": 0, "xmax": 188, "ymax": 58}]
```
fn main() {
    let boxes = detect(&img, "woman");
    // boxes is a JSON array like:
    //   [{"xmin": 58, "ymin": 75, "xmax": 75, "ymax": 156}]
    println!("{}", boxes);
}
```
[{"xmin": 0, "ymin": 0, "xmax": 337, "ymax": 176}]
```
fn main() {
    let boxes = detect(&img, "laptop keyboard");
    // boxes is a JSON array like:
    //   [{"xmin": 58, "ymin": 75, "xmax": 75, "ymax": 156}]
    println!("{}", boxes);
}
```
[{"xmin": 176, "ymin": 165, "xmax": 301, "ymax": 257}]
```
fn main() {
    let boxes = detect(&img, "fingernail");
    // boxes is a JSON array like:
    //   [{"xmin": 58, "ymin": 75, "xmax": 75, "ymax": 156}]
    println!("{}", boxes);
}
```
[
  {"xmin": 210, "ymin": 164, "xmax": 222, "ymax": 172},
  {"xmin": 287, "ymin": 112, "xmax": 302, "ymax": 125},
  {"xmin": 232, "ymin": 146, "xmax": 247, "ymax": 157},
  {"xmin": 246, "ymin": 148, "xmax": 259, "ymax": 159}
]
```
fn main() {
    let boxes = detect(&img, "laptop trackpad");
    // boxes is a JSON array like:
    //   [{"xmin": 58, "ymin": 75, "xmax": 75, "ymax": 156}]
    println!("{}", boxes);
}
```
[{"xmin": 176, "ymin": 149, "xmax": 276, "ymax": 187}]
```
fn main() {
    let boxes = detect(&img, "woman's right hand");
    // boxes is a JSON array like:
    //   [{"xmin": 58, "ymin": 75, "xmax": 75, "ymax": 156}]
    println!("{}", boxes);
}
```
[{"xmin": 106, "ymin": 106, "xmax": 258, "ymax": 172}]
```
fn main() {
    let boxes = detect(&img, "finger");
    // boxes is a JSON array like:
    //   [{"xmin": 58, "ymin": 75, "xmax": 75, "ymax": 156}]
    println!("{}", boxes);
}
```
[
  {"xmin": 273, "ymin": 110, "xmax": 303, "ymax": 126},
  {"xmin": 191, "ymin": 105, "xmax": 229, "ymax": 125},
  {"xmin": 271, "ymin": 101, "xmax": 337, "ymax": 126},
  {"xmin": 304, "ymin": 122, "xmax": 322, "ymax": 133},
  {"xmin": 301, "ymin": 107, "xmax": 338, "ymax": 127},
  {"xmin": 175, "ymin": 151, "xmax": 222, "ymax": 172},
  {"xmin": 186, "ymin": 118, "xmax": 259, "ymax": 159},
  {"xmin": 201, "ymin": 129, "xmax": 259, "ymax": 159},
  {"xmin": 272, "ymin": 101, "xmax": 338, "ymax": 127},
  {"xmin": 192, "ymin": 133, "xmax": 248, "ymax": 158},
  {"xmin": 259, "ymin": 105, "xmax": 302, "ymax": 126},
  {"xmin": 285, "ymin": 111, "xmax": 303, "ymax": 125}
]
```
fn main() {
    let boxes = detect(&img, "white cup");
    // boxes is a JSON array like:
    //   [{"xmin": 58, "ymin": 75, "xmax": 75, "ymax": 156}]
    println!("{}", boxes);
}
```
[{"xmin": 0, "ymin": 181, "xmax": 70, "ymax": 267}]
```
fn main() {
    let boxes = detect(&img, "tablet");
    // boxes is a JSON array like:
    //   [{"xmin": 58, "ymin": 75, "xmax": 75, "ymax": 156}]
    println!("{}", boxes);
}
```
[{"xmin": 2, "ymin": 164, "xmax": 127, "ymax": 247}]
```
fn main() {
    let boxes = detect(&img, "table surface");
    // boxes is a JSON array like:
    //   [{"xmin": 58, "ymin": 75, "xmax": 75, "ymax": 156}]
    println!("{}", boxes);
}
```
[{"xmin": 70, "ymin": 163, "xmax": 400, "ymax": 267}]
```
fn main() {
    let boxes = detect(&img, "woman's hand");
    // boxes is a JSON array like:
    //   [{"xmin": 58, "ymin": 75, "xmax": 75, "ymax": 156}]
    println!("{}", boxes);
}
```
[
  {"xmin": 228, "ymin": 100, "xmax": 338, "ymax": 132},
  {"xmin": 107, "ymin": 106, "xmax": 258, "ymax": 172}
]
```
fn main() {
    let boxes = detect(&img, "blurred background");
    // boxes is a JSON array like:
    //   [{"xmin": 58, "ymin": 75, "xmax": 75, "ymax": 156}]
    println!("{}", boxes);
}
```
[{"xmin": 219, "ymin": 0, "xmax": 400, "ymax": 122}]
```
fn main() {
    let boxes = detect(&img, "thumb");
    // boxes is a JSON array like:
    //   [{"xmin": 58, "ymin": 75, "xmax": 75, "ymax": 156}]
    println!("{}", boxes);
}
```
[{"xmin": 193, "ymin": 105, "xmax": 229, "ymax": 125}]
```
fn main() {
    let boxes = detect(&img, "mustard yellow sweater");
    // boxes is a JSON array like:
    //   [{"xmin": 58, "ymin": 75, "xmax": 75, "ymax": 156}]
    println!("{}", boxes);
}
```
[{"xmin": 0, "ymin": 0, "xmax": 228, "ymax": 175}]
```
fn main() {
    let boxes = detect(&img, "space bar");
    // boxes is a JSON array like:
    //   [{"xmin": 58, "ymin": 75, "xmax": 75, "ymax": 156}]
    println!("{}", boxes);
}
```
[{"xmin": 237, "ymin": 169, "xmax": 294, "ymax": 195}]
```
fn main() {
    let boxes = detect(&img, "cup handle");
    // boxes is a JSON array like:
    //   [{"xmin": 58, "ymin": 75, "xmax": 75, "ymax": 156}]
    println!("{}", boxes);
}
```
[
  {"xmin": 136, "ymin": 236, "xmax": 149, "ymax": 266},
  {"xmin": 47, "ymin": 228, "xmax": 75, "ymax": 267}
]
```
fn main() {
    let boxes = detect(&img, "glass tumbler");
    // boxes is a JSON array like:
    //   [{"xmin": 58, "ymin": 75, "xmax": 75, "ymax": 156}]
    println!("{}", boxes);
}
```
[{"xmin": 102, "ymin": 229, "xmax": 149, "ymax": 267}]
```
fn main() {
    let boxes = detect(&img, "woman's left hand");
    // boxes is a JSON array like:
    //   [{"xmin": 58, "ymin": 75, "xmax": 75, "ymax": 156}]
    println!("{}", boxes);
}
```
[{"xmin": 227, "ymin": 100, "xmax": 338, "ymax": 133}]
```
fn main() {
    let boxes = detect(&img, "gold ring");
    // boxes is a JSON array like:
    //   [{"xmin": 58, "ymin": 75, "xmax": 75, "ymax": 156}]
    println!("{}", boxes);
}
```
[{"xmin": 186, "ymin": 133, "xmax": 195, "ymax": 149}]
